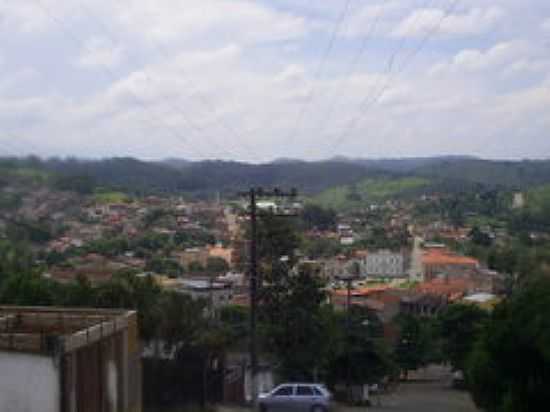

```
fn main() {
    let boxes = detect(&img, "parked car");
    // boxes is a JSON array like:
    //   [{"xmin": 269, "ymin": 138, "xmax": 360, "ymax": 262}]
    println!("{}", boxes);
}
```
[{"xmin": 258, "ymin": 383, "xmax": 332, "ymax": 412}]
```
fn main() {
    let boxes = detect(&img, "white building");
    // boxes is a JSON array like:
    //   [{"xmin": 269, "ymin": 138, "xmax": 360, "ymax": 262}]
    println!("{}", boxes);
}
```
[
  {"xmin": 363, "ymin": 250, "xmax": 405, "ymax": 278},
  {"xmin": 177, "ymin": 279, "xmax": 234, "ymax": 309}
]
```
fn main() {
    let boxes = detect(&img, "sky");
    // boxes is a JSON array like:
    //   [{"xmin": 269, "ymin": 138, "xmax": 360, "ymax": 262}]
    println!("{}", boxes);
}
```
[{"xmin": 0, "ymin": 0, "xmax": 549, "ymax": 163}]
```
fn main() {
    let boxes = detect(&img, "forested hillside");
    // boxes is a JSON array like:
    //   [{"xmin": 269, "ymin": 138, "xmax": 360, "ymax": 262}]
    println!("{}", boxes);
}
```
[{"xmin": 2, "ymin": 156, "xmax": 550, "ymax": 199}]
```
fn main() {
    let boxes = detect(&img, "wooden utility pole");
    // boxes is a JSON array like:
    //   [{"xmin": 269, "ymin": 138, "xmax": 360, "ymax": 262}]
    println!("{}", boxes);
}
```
[
  {"xmin": 241, "ymin": 187, "xmax": 298, "ymax": 405},
  {"xmin": 248, "ymin": 187, "xmax": 259, "ymax": 406}
]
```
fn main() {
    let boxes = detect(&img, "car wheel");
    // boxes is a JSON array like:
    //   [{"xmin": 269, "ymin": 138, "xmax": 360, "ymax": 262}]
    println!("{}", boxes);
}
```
[{"xmin": 311, "ymin": 405, "xmax": 326, "ymax": 412}]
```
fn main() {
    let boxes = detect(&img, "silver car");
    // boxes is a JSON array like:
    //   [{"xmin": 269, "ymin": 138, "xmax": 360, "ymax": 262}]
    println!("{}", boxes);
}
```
[{"xmin": 258, "ymin": 383, "xmax": 332, "ymax": 412}]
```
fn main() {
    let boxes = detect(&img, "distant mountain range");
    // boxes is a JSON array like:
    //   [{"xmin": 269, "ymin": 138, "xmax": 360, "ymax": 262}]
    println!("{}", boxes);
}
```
[{"xmin": 3, "ymin": 155, "xmax": 550, "ymax": 198}]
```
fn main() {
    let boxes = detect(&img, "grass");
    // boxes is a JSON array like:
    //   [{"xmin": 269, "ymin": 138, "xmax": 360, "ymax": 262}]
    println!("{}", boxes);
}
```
[
  {"xmin": 310, "ymin": 177, "xmax": 431, "ymax": 211},
  {"xmin": 526, "ymin": 184, "xmax": 550, "ymax": 216},
  {"xmin": 0, "ymin": 166, "xmax": 52, "ymax": 184},
  {"xmin": 93, "ymin": 191, "xmax": 130, "ymax": 203}
]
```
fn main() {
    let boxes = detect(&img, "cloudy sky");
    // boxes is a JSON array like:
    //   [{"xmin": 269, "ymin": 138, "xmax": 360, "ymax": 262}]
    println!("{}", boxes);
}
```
[{"xmin": 1, "ymin": 0, "xmax": 549, "ymax": 162}]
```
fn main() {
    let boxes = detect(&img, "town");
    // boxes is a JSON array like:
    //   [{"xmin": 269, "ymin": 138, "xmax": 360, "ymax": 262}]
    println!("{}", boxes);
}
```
[
  {"xmin": 1, "ymin": 0, "xmax": 549, "ymax": 410},
  {"xmin": 2, "ymin": 157, "xmax": 549, "ymax": 411}
]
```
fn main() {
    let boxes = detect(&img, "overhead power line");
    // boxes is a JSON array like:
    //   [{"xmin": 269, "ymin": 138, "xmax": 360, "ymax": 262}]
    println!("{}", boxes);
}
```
[
  {"xmin": 326, "ymin": 0, "xmax": 461, "ymax": 155},
  {"xmin": 32, "ymin": 0, "xmax": 209, "ymax": 160},
  {"xmin": 113, "ymin": 2, "xmax": 260, "ymax": 162},
  {"xmin": 303, "ymin": 0, "xmax": 433, "ymax": 158},
  {"xmin": 303, "ymin": 7, "xmax": 382, "ymax": 155},
  {"xmin": 283, "ymin": 0, "xmax": 355, "ymax": 154}
]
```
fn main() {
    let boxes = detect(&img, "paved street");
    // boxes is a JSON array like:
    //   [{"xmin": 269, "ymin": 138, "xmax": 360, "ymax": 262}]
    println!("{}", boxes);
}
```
[
  {"xmin": 220, "ymin": 366, "xmax": 478, "ymax": 412},
  {"xmin": 340, "ymin": 365, "xmax": 478, "ymax": 412}
]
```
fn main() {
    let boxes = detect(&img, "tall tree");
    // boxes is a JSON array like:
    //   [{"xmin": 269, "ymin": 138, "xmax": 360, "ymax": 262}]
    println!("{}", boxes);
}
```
[
  {"xmin": 328, "ymin": 306, "xmax": 395, "ymax": 386},
  {"xmin": 394, "ymin": 315, "xmax": 432, "ymax": 379},
  {"xmin": 467, "ymin": 276, "xmax": 550, "ymax": 412},
  {"xmin": 439, "ymin": 304, "xmax": 488, "ymax": 372},
  {"xmin": 260, "ymin": 263, "xmax": 333, "ymax": 380}
]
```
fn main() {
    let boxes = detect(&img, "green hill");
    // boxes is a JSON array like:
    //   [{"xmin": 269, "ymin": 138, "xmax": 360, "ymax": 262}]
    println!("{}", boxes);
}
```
[
  {"xmin": 3, "ymin": 156, "xmax": 550, "ymax": 201},
  {"xmin": 310, "ymin": 176, "xmax": 431, "ymax": 210}
]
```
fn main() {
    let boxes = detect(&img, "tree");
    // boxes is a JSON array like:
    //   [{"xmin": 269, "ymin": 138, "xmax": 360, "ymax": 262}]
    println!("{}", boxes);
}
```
[
  {"xmin": 439, "ymin": 304, "xmax": 488, "ymax": 372},
  {"xmin": 53, "ymin": 174, "xmax": 96, "ymax": 194},
  {"xmin": 328, "ymin": 306, "xmax": 395, "ymax": 387},
  {"xmin": 260, "ymin": 263, "xmax": 333, "ymax": 380},
  {"xmin": 188, "ymin": 261, "xmax": 205, "ymax": 272},
  {"xmin": 145, "ymin": 256, "xmax": 183, "ymax": 277},
  {"xmin": 470, "ymin": 226, "xmax": 492, "ymax": 247},
  {"xmin": 302, "ymin": 204, "xmax": 337, "ymax": 231},
  {"xmin": 302, "ymin": 237, "xmax": 343, "ymax": 259},
  {"xmin": 467, "ymin": 276, "xmax": 550, "ymax": 412},
  {"xmin": 205, "ymin": 257, "xmax": 229, "ymax": 274},
  {"xmin": 0, "ymin": 273, "xmax": 57, "ymax": 306},
  {"xmin": 219, "ymin": 305, "xmax": 249, "ymax": 345},
  {"xmin": 156, "ymin": 292, "xmax": 208, "ymax": 354},
  {"xmin": 0, "ymin": 240, "xmax": 35, "ymax": 282},
  {"xmin": 256, "ymin": 212, "xmax": 300, "ymax": 265},
  {"xmin": 394, "ymin": 315, "xmax": 432, "ymax": 379}
]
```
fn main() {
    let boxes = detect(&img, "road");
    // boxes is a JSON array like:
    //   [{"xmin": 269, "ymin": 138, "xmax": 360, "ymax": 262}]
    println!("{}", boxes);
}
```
[
  {"xmin": 340, "ymin": 365, "xmax": 479, "ymax": 412},
  {"xmin": 219, "ymin": 366, "xmax": 478, "ymax": 412}
]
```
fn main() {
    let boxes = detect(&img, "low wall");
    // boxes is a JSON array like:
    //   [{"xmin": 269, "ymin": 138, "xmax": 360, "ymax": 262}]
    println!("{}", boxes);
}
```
[{"xmin": 0, "ymin": 352, "xmax": 60, "ymax": 412}]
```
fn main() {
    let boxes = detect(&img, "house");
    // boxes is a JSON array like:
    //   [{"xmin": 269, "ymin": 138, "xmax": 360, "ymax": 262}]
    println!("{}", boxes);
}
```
[
  {"xmin": 421, "ymin": 248, "xmax": 479, "ymax": 281},
  {"xmin": 174, "ymin": 247, "xmax": 209, "ymax": 270},
  {"xmin": 176, "ymin": 278, "xmax": 235, "ymax": 310},
  {"xmin": 208, "ymin": 244, "xmax": 233, "ymax": 266},
  {"xmin": 415, "ymin": 277, "xmax": 477, "ymax": 301},
  {"xmin": 340, "ymin": 235, "xmax": 355, "ymax": 246},
  {"xmin": 400, "ymin": 293, "xmax": 448, "ymax": 317},
  {"xmin": 0, "ymin": 306, "xmax": 141, "ymax": 412},
  {"xmin": 363, "ymin": 250, "xmax": 405, "ymax": 278}
]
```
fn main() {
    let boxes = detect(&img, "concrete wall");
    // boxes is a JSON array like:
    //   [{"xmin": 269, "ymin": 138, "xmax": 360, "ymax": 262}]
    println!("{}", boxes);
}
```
[{"xmin": 0, "ymin": 352, "xmax": 60, "ymax": 412}]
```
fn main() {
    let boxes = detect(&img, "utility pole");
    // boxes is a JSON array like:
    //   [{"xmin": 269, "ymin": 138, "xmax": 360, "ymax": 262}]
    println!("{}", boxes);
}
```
[
  {"xmin": 240, "ymin": 187, "xmax": 298, "ymax": 406},
  {"xmin": 345, "ymin": 277, "xmax": 353, "ymax": 403},
  {"xmin": 248, "ymin": 187, "xmax": 259, "ymax": 407}
]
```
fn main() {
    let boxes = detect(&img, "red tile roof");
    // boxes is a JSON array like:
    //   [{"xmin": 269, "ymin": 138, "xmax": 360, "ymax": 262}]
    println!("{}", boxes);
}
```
[
  {"xmin": 422, "ymin": 249, "xmax": 479, "ymax": 266},
  {"xmin": 415, "ymin": 277, "xmax": 475, "ymax": 299}
]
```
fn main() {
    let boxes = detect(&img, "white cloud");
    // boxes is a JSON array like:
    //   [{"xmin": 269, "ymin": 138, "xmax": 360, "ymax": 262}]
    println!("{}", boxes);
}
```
[
  {"xmin": 1, "ymin": 0, "xmax": 550, "ymax": 161},
  {"xmin": 542, "ymin": 18, "xmax": 550, "ymax": 33},
  {"xmin": 393, "ymin": 6, "xmax": 504, "ymax": 38},
  {"xmin": 343, "ymin": 1, "xmax": 402, "ymax": 37},
  {"xmin": 110, "ymin": 0, "xmax": 308, "ymax": 45},
  {"xmin": 428, "ymin": 41, "xmax": 543, "ymax": 76},
  {"xmin": 76, "ymin": 37, "xmax": 124, "ymax": 69}
]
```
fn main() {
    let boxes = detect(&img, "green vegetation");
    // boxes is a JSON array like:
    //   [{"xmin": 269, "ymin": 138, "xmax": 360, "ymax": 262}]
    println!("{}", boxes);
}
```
[
  {"xmin": 0, "ymin": 161, "xmax": 52, "ymax": 187},
  {"xmin": 311, "ymin": 177, "xmax": 431, "ymax": 210},
  {"xmin": 394, "ymin": 315, "xmax": 439, "ymax": 378},
  {"xmin": 439, "ymin": 304, "xmax": 488, "ymax": 372},
  {"xmin": 93, "ymin": 190, "xmax": 130, "ymax": 203},
  {"xmin": 301, "ymin": 204, "xmax": 337, "ymax": 230},
  {"xmin": 513, "ymin": 184, "xmax": 550, "ymax": 230},
  {"xmin": 467, "ymin": 276, "xmax": 550, "ymax": 411}
]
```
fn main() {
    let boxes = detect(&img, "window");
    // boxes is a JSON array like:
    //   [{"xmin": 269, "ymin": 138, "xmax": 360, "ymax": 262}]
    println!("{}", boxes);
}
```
[
  {"xmin": 273, "ymin": 386, "xmax": 293, "ymax": 396},
  {"xmin": 312, "ymin": 387, "xmax": 324, "ymax": 396},
  {"xmin": 296, "ymin": 386, "xmax": 313, "ymax": 396}
]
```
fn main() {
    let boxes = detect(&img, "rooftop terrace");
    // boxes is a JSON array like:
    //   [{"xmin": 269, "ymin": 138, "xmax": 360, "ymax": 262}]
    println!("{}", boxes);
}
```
[{"xmin": 0, "ymin": 306, "xmax": 137, "ymax": 355}]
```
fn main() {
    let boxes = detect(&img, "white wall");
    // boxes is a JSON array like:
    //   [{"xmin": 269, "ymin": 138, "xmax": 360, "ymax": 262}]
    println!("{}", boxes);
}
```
[{"xmin": 0, "ymin": 352, "xmax": 59, "ymax": 412}]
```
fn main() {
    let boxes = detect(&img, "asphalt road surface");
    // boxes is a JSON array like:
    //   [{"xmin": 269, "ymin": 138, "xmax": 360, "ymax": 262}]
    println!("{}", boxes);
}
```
[
  {"xmin": 219, "ymin": 366, "xmax": 479, "ymax": 412},
  {"xmin": 340, "ymin": 365, "xmax": 479, "ymax": 412}
]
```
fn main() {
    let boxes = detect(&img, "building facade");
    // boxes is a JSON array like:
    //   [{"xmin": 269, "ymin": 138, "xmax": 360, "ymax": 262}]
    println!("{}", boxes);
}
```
[
  {"xmin": 0, "ymin": 306, "xmax": 141, "ymax": 412},
  {"xmin": 363, "ymin": 250, "xmax": 405, "ymax": 278}
]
